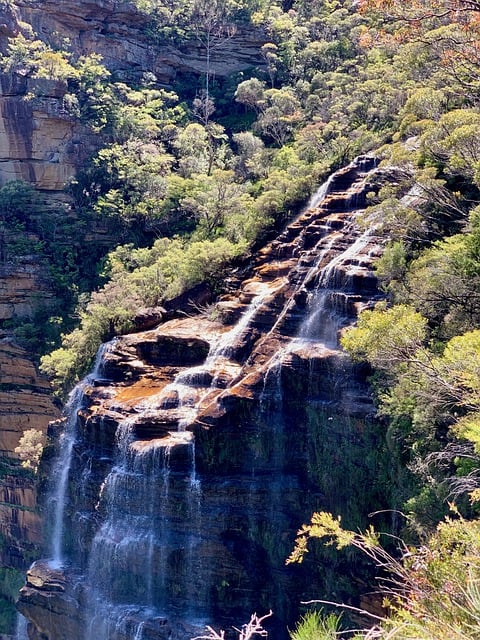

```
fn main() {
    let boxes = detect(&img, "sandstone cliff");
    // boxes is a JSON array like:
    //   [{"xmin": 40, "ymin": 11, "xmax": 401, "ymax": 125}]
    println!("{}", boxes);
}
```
[
  {"xmin": 0, "ymin": 73, "xmax": 95, "ymax": 191},
  {"xmin": 0, "ymin": 0, "xmax": 264, "ymax": 189},
  {"xmin": 0, "ymin": 1, "xmax": 265, "ymax": 616},
  {"xmin": 13, "ymin": 0, "xmax": 265, "ymax": 83},
  {"xmin": 17, "ymin": 158, "xmax": 391, "ymax": 640},
  {"xmin": 0, "ymin": 337, "xmax": 59, "ymax": 570}
]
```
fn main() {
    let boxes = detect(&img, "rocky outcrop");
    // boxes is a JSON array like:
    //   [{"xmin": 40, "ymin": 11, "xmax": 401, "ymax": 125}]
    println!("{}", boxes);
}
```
[
  {"xmin": 0, "ymin": 73, "xmax": 96, "ymax": 190},
  {"xmin": 18, "ymin": 157, "xmax": 392, "ymax": 640},
  {"xmin": 16, "ymin": 562, "xmax": 84, "ymax": 640},
  {"xmin": 0, "ymin": 338, "xmax": 59, "ymax": 570},
  {"xmin": 9, "ymin": 0, "xmax": 265, "ymax": 84}
]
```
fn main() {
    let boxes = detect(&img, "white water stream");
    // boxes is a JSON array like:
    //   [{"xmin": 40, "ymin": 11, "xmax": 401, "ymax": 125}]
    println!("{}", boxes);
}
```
[
  {"xmin": 49, "ymin": 341, "xmax": 112, "ymax": 568},
  {"xmin": 41, "ymin": 157, "xmax": 381, "ymax": 639}
]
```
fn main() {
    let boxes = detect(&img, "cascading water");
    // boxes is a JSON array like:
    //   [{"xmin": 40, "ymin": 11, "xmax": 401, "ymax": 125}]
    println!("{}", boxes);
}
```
[
  {"xmin": 305, "ymin": 169, "xmax": 338, "ymax": 211},
  {"xmin": 14, "ymin": 613, "xmax": 28, "ymax": 640},
  {"xmin": 250, "ymin": 158, "xmax": 382, "ymax": 567},
  {"xmin": 150, "ymin": 285, "xmax": 275, "ymax": 450},
  {"xmin": 49, "ymin": 341, "xmax": 112, "ymax": 568},
  {"xmin": 84, "ymin": 417, "xmax": 174, "ymax": 639},
  {"xmin": 296, "ymin": 167, "xmax": 380, "ymax": 347},
  {"xmin": 297, "ymin": 225, "xmax": 374, "ymax": 346},
  {"xmin": 74, "ymin": 285, "xmax": 278, "ymax": 639},
  {"xmin": 19, "ymin": 157, "xmax": 390, "ymax": 640}
]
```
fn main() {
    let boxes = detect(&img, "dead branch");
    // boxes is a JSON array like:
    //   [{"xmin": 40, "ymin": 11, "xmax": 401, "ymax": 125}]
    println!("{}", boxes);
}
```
[
  {"xmin": 192, "ymin": 626, "xmax": 225, "ymax": 640},
  {"xmin": 193, "ymin": 611, "xmax": 273, "ymax": 640},
  {"xmin": 234, "ymin": 611, "xmax": 273, "ymax": 640},
  {"xmin": 301, "ymin": 599, "xmax": 387, "ymax": 623}
]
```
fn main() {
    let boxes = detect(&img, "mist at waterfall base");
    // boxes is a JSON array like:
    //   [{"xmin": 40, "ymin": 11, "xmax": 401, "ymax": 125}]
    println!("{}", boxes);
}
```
[{"xmin": 28, "ymin": 157, "xmax": 391, "ymax": 640}]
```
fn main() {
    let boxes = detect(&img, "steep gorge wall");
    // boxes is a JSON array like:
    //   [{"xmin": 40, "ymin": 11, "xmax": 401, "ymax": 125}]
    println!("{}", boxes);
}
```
[
  {"xmin": 0, "ymin": 68, "xmax": 77, "ymax": 586},
  {"xmin": 17, "ymin": 158, "xmax": 393, "ymax": 640},
  {"xmin": 0, "ymin": 261, "xmax": 60, "ymax": 574},
  {"xmin": 0, "ymin": 73, "xmax": 95, "ymax": 190},
  {"xmin": 0, "ymin": 0, "xmax": 266, "ymax": 609},
  {"xmin": 0, "ymin": 337, "xmax": 59, "ymax": 635},
  {"xmin": 13, "ymin": 0, "xmax": 266, "ymax": 83}
]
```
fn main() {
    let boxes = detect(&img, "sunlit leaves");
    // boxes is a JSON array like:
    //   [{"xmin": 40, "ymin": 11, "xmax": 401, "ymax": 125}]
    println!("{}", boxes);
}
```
[
  {"xmin": 236, "ymin": 82, "xmax": 303, "ymax": 146},
  {"xmin": 40, "ymin": 236, "xmax": 244, "ymax": 393},
  {"xmin": 91, "ymin": 141, "xmax": 173, "ymax": 223},
  {"xmin": 341, "ymin": 302, "xmax": 427, "ymax": 371},
  {"xmin": 287, "ymin": 512, "xmax": 356, "ymax": 564},
  {"xmin": 421, "ymin": 110, "xmax": 480, "ymax": 183},
  {"xmin": 359, "ymin": 0, "xmax": 480, "ymax": 99},
  {"xmin": 406, "ymin": 235, "xmax": 480, "ymax": 336},
  {"xmin": 180, "ymin": 169, "xmax": 254, "ymax": 239},
  {"xmin": 289, "ymin": 513, "xmax": 480, "ymax": 640},
  {"xmin": 14, "ymin": 429, "xmax": 45, "ymax": 473}
]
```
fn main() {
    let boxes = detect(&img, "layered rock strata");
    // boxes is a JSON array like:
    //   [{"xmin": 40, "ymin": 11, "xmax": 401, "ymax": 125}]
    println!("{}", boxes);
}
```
[
  {"xmin": 0, "ymin": 338, "xmax": 59, "ymax": 568},
  {"xmin": 0, "ymin": 2, "xmax": 266, "ymax": 633},
  {"xmin": 18, "ymin": 158, "xmax": 390, "ymax": 640},
  {"xmin": 6, "ymin": 1, "xmax": 265, "ymax": 85}
]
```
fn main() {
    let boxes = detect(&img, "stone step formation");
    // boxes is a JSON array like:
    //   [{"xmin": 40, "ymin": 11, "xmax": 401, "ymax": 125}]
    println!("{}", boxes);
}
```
[{"xmin": 17, "ymin": 157, "xmax": 391, "ymax": 640}]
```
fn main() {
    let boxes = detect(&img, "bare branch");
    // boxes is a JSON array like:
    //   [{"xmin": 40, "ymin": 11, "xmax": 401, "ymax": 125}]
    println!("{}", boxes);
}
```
[
  {"xmin": 301, "ymin": 599, "xmax": 387, "ymax": 622},
  {"xmin": 192, "ymin": 626, "xmax": 226, "ymax": 640},
  {"xmin": 234, "ymin": 611, "xmax": 273, "ymax": 640},
  {"xmin": 193, "ymin": 611, "xmax": 273, "ymax": 640}
]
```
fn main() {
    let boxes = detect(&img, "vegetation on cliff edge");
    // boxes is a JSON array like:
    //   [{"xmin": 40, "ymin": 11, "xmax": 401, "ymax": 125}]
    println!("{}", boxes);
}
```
[{"xmin": 2, "ymin": 0, "xmax": 480, "ymax": 636}]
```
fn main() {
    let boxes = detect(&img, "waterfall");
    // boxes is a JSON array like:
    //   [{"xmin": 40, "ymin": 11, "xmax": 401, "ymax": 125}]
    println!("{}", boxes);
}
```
[
  {"xmin": 84, "ymin": 416, "xmax": 173, "ymax": 639},
  {"xmin": 158, "ymin": 285, "xmax": 274, "ymax": 434},
  {"xmin": 79, "ymin": 285, "xmax": 279, "ymax": 636},
  {"xmin": 305, "ymin": 170, "xmax": 337, "ymax": 210},
  {"xmin": 297, "ymin": 225, "xmax": 374, "ymax": 346},
  {"xmin": 83, "ymin": 419, "xmax": 209, "ymax": 636},
  {"xmin": 19, "ymin": 157, "xmax": 389, "ymax": 640},
  {"xmin": 14, "ymin": 613, "xmax": 28, "ymax": 640},
  {"xmin": 49, "ymin": 342, "xmax": 112, "ymax": 568}
]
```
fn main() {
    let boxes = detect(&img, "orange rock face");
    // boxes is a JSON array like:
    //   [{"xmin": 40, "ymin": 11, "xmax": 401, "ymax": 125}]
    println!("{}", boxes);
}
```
[
  {"xmin": 0, "ymin": 338, "xmax": 59, "ymax": 568},
  {"xmin": 19, "ymin": 157, "xmax": 394, "ymax": 640}
]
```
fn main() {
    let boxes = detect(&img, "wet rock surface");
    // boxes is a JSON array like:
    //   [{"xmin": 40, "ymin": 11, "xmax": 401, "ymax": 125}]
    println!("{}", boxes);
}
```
[{"xmin": 19, "ymin": 158, "xmax": 391, "ymax": 640}]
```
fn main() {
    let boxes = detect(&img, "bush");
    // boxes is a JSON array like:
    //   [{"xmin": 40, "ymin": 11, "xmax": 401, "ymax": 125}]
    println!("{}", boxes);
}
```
[
  {"xmin": 288, "ymin": 510, "xmax": 480, "ymax": 640},
  {"xmin": 290, "ymin": 611, "xmax": 341, "ymax": 640},
  {"xmin": 40, "ymin": 236, "xmax": 244, "ymax": 394}
]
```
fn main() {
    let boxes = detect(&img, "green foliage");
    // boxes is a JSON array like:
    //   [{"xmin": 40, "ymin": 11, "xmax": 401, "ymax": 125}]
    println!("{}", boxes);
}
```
[
  {"xmin": 69, "ymin": 53, "xmax": 117, "ymax": 132},
  {"xmin": 14, "ymin": 428, "xmax": 45, "ymax": 472},
  {"xmin": 181, "ymin": 169, "xmax": 255, "ymax": 240},
  {"xmin": 340, "ymin": 303, "xmax": 427, "ymax": 372},
  {"xmin": 40, "ymin": 237, "xmax": 243, "ymax": 392},
  {"xmin": 287, "ymin": 512, "xmax": 358, "ymax": 564},
  {"xmin": 341, "ymin": 297, "xmax": 480, "ymax": 525},
  {"xmin": 0, "ymin": 180, "xmax": 40, "ymax": 224},
  {"xmin": 288, "ymin": 512, "xmax": 480, "ymax": 640},
  {"xmin": 406, "ymin": 235, "xmax": 480, "ymax": 337},
  {"xmin": 421, "ymin": 110, "xmax": 480, "ymax": 185},
  {"xmin": 289, "ymin": 610, "xmax": 342, "ymax": 640},
  {"xmin": 136, "ymin": 0, "xmax": 267, "ymax": 45},
  {"xmin": 374, "ymin": 241, "xmax": 408, "ymax": 298},
  {"xmin": 92, "ymin": 140, "xmax": 173, "ymax": 224},
  {"xmin": 0, "ymin": 34, "xmax": 49, "ymax": 75}
]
